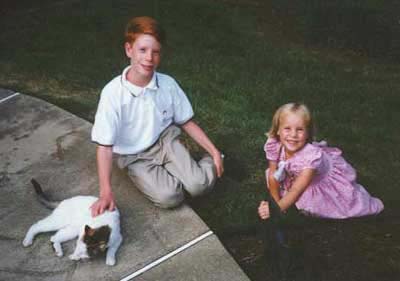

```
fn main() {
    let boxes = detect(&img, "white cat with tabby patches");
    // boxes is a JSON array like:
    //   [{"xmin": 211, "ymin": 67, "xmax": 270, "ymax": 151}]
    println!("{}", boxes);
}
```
[{"xmin": 22, "ymin": 179, "xmax": 122, "ymax": 266}]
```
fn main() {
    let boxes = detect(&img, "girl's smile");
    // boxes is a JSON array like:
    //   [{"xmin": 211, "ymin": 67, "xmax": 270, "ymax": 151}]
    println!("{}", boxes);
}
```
[{"xmin": 278, "ymin": 112, "xmax": 308, "ymax": 158}]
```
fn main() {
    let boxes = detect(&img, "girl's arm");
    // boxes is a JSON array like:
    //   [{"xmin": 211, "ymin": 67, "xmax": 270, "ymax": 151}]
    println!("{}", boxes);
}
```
[
  {"xmin": 259, "ymin": 168, "xmax": 315, "ymax": 219},
  {"xmin": 181, "ymin": 120, "xmax": 224, "ymax": 177},
  {"xmin": 277, "ymin": 168, "xmax": 315, "ymax": 212},
  {"xmin": 267, "ymin": 161, "xmax": 281, "ymax": 203}
]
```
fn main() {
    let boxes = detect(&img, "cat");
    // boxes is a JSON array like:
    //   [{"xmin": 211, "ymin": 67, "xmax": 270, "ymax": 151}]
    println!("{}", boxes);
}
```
[{"xmin": 22, "ymin": 179, "xmax": 123, "ymax": 266}]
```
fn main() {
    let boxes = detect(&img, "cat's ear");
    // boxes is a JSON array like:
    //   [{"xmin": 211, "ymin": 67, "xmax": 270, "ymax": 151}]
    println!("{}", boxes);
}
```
[{"xmin": 85, "ymin": 225, "xmax": 95, "ymax": 236}]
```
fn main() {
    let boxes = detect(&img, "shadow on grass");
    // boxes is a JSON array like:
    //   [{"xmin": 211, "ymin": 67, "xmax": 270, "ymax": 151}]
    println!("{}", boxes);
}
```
[{"xmin": 220, "ymin": 208, "xmax": 400, "ymax": 281}]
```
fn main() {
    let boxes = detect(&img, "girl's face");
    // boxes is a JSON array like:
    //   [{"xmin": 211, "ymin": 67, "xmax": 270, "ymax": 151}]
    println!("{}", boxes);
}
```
[
  {"xmin": 278, "ymin": 112, "xmax": 308, "ymax": 158},
  {"xmin": 125, "ymin": 34, "xmax": 161, "ymax": 86}
]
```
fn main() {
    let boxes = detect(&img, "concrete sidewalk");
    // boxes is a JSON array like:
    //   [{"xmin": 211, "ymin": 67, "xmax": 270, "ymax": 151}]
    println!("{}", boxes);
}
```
[{"xmin": 0, "ymin": 89, "xmax": 250, "ymax": 281}]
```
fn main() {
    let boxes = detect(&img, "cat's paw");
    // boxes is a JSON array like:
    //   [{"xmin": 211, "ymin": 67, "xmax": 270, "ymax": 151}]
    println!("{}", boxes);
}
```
[
  {"xmin": 22, "ymin": 237, "xmax": 33, "ymax": 247},
  {"xmin": 52, "ymin": 243, "xmax": 63, "ymax": 257},
  {"xmin": 106, "ymin": 257, "xmax": 116, "ymax": 266},
  {"xmin": 69, "ymin": 254, "xmax": 81, "ymax": 261}
]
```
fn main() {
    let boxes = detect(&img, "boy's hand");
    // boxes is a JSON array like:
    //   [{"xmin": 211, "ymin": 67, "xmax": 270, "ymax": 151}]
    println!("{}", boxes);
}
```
[
  {"xmin": 90, "ymin": 193, "xmax": 116, "ymax": 217},
  {"xmin": 213, "ymin": 152, "xmax": 224, "ymax": 178},
  {"xmin": 258, "ymin": 200, "xmax": 270, "ymax": 220}
]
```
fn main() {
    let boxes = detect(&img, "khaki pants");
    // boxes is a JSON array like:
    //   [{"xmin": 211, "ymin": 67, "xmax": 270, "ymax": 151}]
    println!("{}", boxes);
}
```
[{"xmin": 117, "ymin": 125, "xmax": 217, "ymax": 208}]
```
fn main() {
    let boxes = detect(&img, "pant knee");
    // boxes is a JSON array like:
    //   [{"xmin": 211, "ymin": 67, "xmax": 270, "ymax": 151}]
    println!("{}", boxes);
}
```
[
  {"xmin": 184, "ymin": 177, "xmax": 214, "ymax": 197},
  {"xmin": 183, "ymin": 157, "xmax": 216, "ymax": 197},
  {"xmin": 153, "ymin": 190, "xmax": 184, "ymax": 209}
]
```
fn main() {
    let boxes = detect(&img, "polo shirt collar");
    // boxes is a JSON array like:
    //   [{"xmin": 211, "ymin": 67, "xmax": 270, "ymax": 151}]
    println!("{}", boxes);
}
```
[{"xmin": 121, "ymin": 66, "xmax": 159, "ymax": 97}]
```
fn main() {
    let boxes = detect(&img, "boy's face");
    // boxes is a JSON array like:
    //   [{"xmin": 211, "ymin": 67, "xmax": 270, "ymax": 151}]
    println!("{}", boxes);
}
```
[{"xmin": 125, "ymin": 34, "xmax": 161, "ymax": 84}]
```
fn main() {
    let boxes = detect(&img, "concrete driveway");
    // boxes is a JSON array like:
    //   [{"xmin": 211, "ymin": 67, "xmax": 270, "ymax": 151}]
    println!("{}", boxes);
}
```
[{"xmin": 0, "ymin": 89, "xmax": 250, "ymax": 281}]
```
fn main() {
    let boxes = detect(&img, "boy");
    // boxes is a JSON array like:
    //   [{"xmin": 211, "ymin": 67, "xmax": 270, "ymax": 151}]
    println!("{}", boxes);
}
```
[{"xmin": 90, "ymin": 16, "xmax": 224, "ymax": 216}]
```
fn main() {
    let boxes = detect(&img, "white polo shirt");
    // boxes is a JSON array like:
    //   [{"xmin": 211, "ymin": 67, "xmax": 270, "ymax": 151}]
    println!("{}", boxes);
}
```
[{"xmin": 91, "ymin": 66, "xmax": 194, "ymax": 155}]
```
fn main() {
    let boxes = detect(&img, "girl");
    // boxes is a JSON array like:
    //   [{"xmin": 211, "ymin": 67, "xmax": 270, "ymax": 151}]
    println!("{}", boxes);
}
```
[{"xmin": 258, "ymin": 103, "xmax": 384, "ymax": 220}]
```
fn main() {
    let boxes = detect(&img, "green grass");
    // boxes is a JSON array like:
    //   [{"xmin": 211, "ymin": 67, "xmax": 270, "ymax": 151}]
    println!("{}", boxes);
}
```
[
  {"xmin": 1, "ymin": 0, "xmax": 399, "ymax": 234},
  {"xmin": 271, "ymin": 0, "xmax": 400, "ymax": 60}
]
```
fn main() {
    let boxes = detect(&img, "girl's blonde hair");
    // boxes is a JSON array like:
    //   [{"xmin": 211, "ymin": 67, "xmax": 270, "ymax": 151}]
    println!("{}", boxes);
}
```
[{"xmin": 267, "ymin": 103, "xmax": 315, "ymax": 142}]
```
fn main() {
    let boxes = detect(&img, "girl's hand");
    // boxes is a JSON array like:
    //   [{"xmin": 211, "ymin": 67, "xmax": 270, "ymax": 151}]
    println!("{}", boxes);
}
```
[{"xmin": 258, "ymin": 200, "xmax": 270, "ymax": 220}]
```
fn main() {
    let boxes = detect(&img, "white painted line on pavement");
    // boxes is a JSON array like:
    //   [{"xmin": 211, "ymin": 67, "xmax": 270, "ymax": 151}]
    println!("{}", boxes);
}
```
[
  {"xmin": 0, "ymin": 92, "xmax": 20, "ymax": 104},
  {"xmin": 120, "ymin": 230, "xmax": 214, "ymax": 281}
]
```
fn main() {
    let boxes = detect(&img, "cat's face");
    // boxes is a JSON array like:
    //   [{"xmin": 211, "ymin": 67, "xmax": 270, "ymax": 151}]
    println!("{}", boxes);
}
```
[{"xmin": 83, "ymin": 225, "xmax": 111, "ymax": 257}]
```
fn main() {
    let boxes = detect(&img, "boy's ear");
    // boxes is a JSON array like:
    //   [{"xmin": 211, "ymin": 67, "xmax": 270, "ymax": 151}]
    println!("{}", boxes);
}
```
[{"xmin": 125, "ymin": 42, "xmax": 133, "ymax": 58}]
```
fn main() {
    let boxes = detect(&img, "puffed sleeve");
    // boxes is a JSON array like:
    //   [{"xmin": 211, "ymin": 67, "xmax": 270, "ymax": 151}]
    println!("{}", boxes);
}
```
[
  {"xmin": 301, "ymin": 144, "xmax": 323, "ymax": 170},
  {"xmin": 264, "ymin": 137, "xmax": 281, "ymax": 161}
]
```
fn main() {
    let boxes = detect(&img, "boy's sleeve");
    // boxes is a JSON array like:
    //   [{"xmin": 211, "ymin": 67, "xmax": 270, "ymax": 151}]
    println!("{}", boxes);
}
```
[
  {"xmin": 91, "ymin": 90, "xmax": 118, "ymax": 146},
  {"xmin": 264, "ymin": 137, "xmax": 280, "ymax": 161},
  {"xmin": 171, "ymin": 80, "xmax": 194, "ymax": 124}
]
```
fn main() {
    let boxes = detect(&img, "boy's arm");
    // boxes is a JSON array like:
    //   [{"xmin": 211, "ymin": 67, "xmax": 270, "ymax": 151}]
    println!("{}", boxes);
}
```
[
  {"xmin": 90, "ymin": 145, "xmax": 116, "ymax": 217},
  {"xmin": 180, "ymin": 120, "xmax": 224, "ymax": 177}
]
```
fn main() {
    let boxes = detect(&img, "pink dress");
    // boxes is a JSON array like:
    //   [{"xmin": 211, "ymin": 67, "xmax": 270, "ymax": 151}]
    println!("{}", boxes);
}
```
[{"xmin": 264, "ymin": 138, "xmax": 384, "ymax": 219}]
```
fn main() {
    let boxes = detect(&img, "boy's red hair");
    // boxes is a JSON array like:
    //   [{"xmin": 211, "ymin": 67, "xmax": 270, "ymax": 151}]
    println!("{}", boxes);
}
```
[{"xmin": 124, "ymin": 16, "xmax": 165, "ymax": 45}]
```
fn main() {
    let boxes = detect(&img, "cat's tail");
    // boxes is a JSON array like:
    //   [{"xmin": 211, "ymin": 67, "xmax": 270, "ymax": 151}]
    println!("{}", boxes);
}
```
[{"xmin": 30, "ymin": 178, "xmax": 60, "ymax": 210}]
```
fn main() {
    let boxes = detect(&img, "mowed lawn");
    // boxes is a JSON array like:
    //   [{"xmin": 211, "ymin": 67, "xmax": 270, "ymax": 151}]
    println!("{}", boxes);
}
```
[{"xmin": 1, "ymin": 1, "xmax": 399, "ymax": 280}]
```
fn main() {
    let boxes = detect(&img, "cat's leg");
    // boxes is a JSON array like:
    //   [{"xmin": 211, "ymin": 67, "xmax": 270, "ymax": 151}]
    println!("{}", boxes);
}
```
[
  {"xmin": 23, "ymin": 214, "xmax": 66, "ymax": 247},
  {"xmin": 50, "ymin": 227, "xmax": 79, "ymax": 257},
  {"xmin": 69, "ymin": 237, "xmax": 89, "ymax": 261},
  {"xmin": 106, "ymin": 232, "xmax": 123, "ymax": 266}
]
